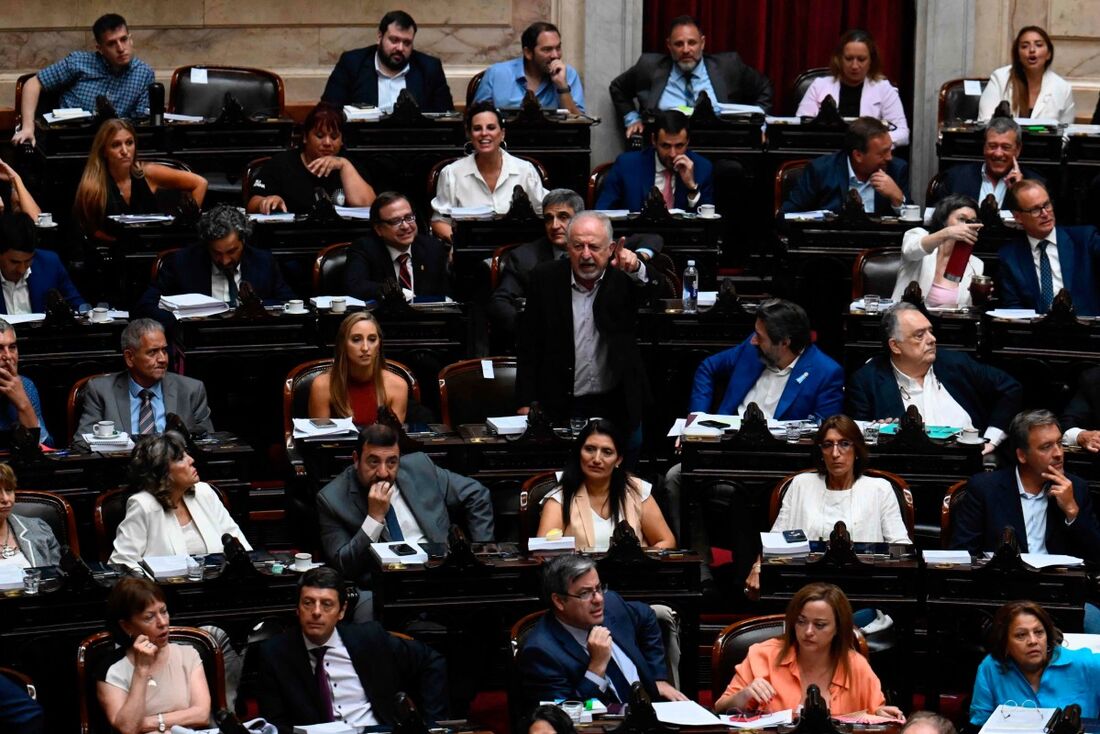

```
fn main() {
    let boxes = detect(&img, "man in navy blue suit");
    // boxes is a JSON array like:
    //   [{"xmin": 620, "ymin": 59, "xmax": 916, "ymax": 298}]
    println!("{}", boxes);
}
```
[
  {"xmin": 517, "ymin": 555, "xmax": 686, "ymax": 711},
  {"xmin": 0, "ymin": 213, "xmax": 85, "ymax": 315},
  {"xmin": 998, "ymin": 180, "xmax": 1100, "ymax": 316},
  {"xmin": 781, "ymin": 116, "xmax": 909, "ymax": 216},
  {"xmin": 595, "ymin": 109, "xmax": 714, "ymax": 213},
  {"xmin": 321, "ymin": 10, "xmax": 453, "ymax": 112},
  {"xmin": 931, "ymin": 117, "xmax": 1042, "ymax": 209}
]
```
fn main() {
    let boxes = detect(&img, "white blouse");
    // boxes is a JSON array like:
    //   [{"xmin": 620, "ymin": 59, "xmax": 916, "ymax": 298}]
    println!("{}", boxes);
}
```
[
  {"xmin": 430, "ymin": 149, "xmax": 548, "ymax": 221},
  {"xmin": 771, "ymin": 472, "xmax": 911, "ymax": 544}
]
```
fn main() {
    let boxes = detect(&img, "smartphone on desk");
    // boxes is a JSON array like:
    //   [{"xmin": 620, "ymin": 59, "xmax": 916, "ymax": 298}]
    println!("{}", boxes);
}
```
[
  {"xmin": 697, "ymin": 419, "xmax": 731, "ymax": 429},
  {"xmin": 783, "ymin": 529, "xmax": 807, "ymax": 543},
  {"xmin": 392, "ymin": 543, "xmax": 418, "ymax": 556},
  {"xmin": 309, "ymin": 419, "xmax": 337, "ymax": 428}
]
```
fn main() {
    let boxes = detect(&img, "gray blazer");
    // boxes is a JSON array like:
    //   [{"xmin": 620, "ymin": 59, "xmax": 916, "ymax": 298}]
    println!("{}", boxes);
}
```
[
  {"xmin": 10, "ymin": 513, "xmax": 61, "ymax": 567},
  {"xmin": 73, "ymin": 371, "xmax": 214, "ymax": 446},
  {"xmin": 316, "ymin": 452, "xmax": 495, "ymax": 585}
]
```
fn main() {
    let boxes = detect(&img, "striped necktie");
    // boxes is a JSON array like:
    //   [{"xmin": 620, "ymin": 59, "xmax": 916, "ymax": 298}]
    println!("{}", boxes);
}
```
[
  {"xmin": 396, "ymin": 253, "xmax": 413, "ymax": 291},
  {"xmin": 138, "ymin": 389, "xmax": 155, "ymax": 435}
]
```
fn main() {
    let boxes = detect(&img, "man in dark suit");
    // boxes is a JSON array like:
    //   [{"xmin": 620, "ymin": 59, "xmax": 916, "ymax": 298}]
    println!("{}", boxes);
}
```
[
  {"xmin": 516, "ymin": 211, "xmax": 651, "ymax": 448},
  {"xmin": 518, "ymin": 555, "xmax": 685, "ymax": 711},
  {"xmin": 1062, "ymin": 365, "xmax": 1100, "ymax": 453},
  {"xmin": 345, "ymin": 191, "xmax": 450, "ymax": 302},
  {"xmin": 136, "ymin": 204, "xmax": 295, "ymax": 321},
  {"xmin": 998, "ymin": 179, "xmax": 1100, "ymax": 316},
  {"xmin": 0, "ymin": 213, "xmax": 85, "ymax": 315},
  {"xmin": 951, "ymin": 409, "xmax": 1100, "ymax": 563},
  {"xmin": 931, "ymin": 117, "xmax": 1042, "ymax": 209},
  {"xmin": 596, "ymin": 110, "xmax": 714, "ymax": 213},
  {"xmin": 256, "ymin": 566, "xmax": 447, "ymax": 734},
  {"xmin": 781, "ymin": 117, "xmax": 909, "ymax": 216},
  {"xmin": 847, "ymin": 303, "xmax": 1020, "ymax": 455},
  {"xmin": 321, "ymin": 10, "xmax": 453, "ymax": 112},
  {"xmin": 316, "ymin": 423, "xmax": 494, "ymax": 620},
  {"xmin": 73, "ymin": 318, "xmax": 213, "ymax": 445},
  {"xmin": 609, "ymin": 15, "xmax": 772, "ymax": 137}
]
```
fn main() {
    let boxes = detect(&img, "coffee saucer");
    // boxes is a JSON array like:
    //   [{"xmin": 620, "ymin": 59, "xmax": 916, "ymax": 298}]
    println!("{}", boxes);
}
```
[
  {"xmin": 94, "ymin": 431, "xmax": 121, "ymax": 439},
  {"xmin": 956, "ymin": 435, "xmax": 987, "ymax": 445},
  {"xmin": 698, "ymin": 213, "xmax": 722, "ymax": 220},
  {"xmin": 284, "ymin": 308, "xmax": 308, "ymax": 315}
]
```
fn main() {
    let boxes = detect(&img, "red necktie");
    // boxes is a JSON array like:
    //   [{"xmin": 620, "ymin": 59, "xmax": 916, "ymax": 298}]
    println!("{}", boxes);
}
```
[
  {"xmin": 662, "ymin": 170, "xmax": 674, "ymax": 208},
  {"xmin": 396, "ymin": 253, "xmax": 413, "ymax": 291}
]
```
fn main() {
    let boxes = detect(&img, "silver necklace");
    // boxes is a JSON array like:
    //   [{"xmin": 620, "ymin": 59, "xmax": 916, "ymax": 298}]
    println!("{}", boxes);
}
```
[{"xmin": 0, "ymin": 523, "xmax": 15, "ymax": 559}]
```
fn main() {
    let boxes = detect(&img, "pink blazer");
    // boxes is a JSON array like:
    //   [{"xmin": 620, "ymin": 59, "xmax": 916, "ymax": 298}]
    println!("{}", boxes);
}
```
[{"xmin": 796, "ymin": 76, "xmax": 910, "ymax": 146}]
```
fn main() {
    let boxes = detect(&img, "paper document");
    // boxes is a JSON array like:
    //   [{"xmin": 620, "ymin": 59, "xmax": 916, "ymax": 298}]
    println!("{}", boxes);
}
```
[
  {"xmin": 486, "ymin": 415, "xmax": 527, "ymax": 436},
  {"xmin": 248, "ymin": 212, "xmax": 296, "ymax": 223},
  {"xmin": 343, "ymin": 105, "xmax": 381, "ymax": 121},
  {"xmin": 653, "ymin": 701, "xmax": 724, "ymax": 726},
  {"xmin": 723, "ymin": 709, "xmax": 793, "ymax": 729},
  {"xmin": 592, "ymin": 209, "xmax": 631, "ymax": 219},
  {"xmin": 294, "ymin": 723, "xmax": 357, "ymax": 734},
  {"xmin": 717, "ymin": 103, "xmax": 765, "ymax": 116},
  {"xmin": 45, "ymin": 108, "xmax": 93, "ymax": 123},
  {"xmin": 0, "ymin": 566, "xmax": 24, "ymax": 591},
  {"xmin": 761, "ymin": 531, "xmax": 811, "ymax": 555},
  {"xmin": 450, "ymin": 205, "xmax": 496, "ymax": 220},
  {"xmin": 0, "ymin": 313, "xmax": 45, "ymax": 324},
  {"xmin": 784, "ymin": 210, "xmax": 830, "ymax": 220},
  {"xmin": 963, "ymin": 80, "xmax": 984, "ymax": 96},
  {"xmin": 923, "ymin": 550, "xmax": 972, "ymax": 565},
  {"xmin": 987, "ymin": 309, "xmax": 1039, "ymax": 320},
  {"xmin": 164, "ymin": 112, "xmax": 205, "ymax": 123},
  {"xmin": 334, "ymin": 206, "xmax": 372, "ymax": 220},
  {"xmin": 979, "ymin": 705, "xmax": 1058, "ymax": 734},
  {"xmin": 291, "ymin": 418, "xmax": 358, "ymax": 440},
  {"xmin": 371, "ymin": 542, "xmax": 428, "ymax": 565},
  {"xmin": 109, "ymin": 214, "xmax": 175, "ymax": 224},
  {"xmin": 1020, "ymin": 553, "xmax": 1084, "ymax": 568},
  {"xmin": 528, "ymin": 536, "xmax": 575, "ymax": 551},
  {"xmin": 144, "ymin": 555, "xmax": 189, "ymax": 580},
  {"xmin": 159, "ymin": 293, "xmax": 230, "ymax": 320}
]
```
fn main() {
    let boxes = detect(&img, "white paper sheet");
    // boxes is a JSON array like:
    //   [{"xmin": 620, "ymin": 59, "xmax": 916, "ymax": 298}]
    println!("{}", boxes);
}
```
[
  {"xmin": 334, "ymin": 206, "xmax": 372, "ymax": 220},
  {"xmin": 653, "ymin": 701, "xmax": 724, "ymax": 726},
  {"xmin": 722, "ymin": 709, "xmax": 794, "ymax": 729},
  {"xmin": 784, "ymin": 210, "xmax": 830, "ymax": 220},
  {"xmin": 248, "ymin": 213, "xmax": 296, "ymax": 223},
  {"xmin": 987, "ymin": 309, "xmax": 1039, "ymax": 320},
  {"xmin": 963, "ymin": 80, "xmax": 983, "ymax": 96},
  {"xmin": 923, "ymin": 550, "xmax": 972, "ymax": 564}
]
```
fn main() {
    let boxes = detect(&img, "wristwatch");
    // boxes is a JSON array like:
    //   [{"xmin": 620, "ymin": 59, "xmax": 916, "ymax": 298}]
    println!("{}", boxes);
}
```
[{"xmin": 158, "ymin": 712, "xmax": 166, "ymax": 732}]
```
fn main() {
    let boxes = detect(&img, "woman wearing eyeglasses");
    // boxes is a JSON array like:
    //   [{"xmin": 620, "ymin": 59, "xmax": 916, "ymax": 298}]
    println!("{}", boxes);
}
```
[
  {"xmin": 971, "ymin": 600, "xmax": 1100, "ymax": 725},
  {"xmin": 745, "ymin": 415, "xmax": 911, "ymax": 597}
]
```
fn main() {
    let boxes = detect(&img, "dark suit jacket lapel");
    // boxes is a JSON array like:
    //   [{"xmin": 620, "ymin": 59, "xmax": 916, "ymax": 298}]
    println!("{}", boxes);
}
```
[
  {"xmin": 411, "ymin": 237, "xmax": 432, "ymax": 292},
  {"xmin": 1055, "ymin": 228, "xmax": 1076, "ymax": 298},
  {"xmin": 649, "ymin": 57, "xmax": 673, "ymax": 111},
  {"xmin": 999, "ymin": 473, "xmax": 1029, "ymax": 552},
  {"xmin": 406, "ymin": 62, "xmax": 424, "ymax": 106},
  {"xmin": 113, "ymin": 373, "xmax": 134, "ymax": 433},
  {"xmin": 1012, "ymin": 240, "xmax": 1042, "ymax": 305},
  {"xmin": 289, "ymin": 633, "xmax": 326, "ymax": 717},
  {"xmin": 360, "ymin": 48, "xmax": 381, "ymax": 107},
  {"xmin": 548, "ymin": 617, "xmax": 594, "ymax": 669},
  {"xmin": 705, "ymin": 55, "xmax": 728, "ymax": 102},
  {"xmin": 554, "ymin": 261, "xmax": 575, "ymax": 365},
  {"xmin": 775, "ymin": 359, "xmax": 811, "ymax": 420},
  {"xmin": 874, "ymin": 359, "xmax": 907, "ymax": 420},
  {"xmin": 162, "ymin": 375, "xmax": 179, "ymax": 419}
]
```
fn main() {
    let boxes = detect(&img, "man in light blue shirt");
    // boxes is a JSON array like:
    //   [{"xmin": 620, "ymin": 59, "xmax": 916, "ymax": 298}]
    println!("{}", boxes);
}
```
[{"xmin": 474, "ymin": 22, "xmax": 584, "ymax": 114}]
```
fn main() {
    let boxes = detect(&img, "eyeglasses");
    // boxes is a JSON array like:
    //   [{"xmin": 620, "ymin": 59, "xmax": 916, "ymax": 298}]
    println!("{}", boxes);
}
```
[
  {"xmin": 819, "ymin": 440, "xmax": 855, "ymax": 453},
  {"xmin": 381, "ymin": 214, "xmax": 417, "ymax": 227},
  {"xmin": 562, "ymin": 583, "xmax": 608, "ymax": 602},
  {"xmin": 1018, "ymin": 201, "xmax": 1053, "ymax": 217}
]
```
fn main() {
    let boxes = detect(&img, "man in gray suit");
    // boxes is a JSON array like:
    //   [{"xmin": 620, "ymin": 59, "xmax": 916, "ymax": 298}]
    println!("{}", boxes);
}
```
[
  {"xmin": 609, "ymin": 15, "xmax": 773, "ymax": 137},
  {"xmin": 316, "ymin": 422, "xmax": 495, "ymax": 621},
  {"xmin": 73, "ymin": 318, "xmax": 213, "ymax": 446}
]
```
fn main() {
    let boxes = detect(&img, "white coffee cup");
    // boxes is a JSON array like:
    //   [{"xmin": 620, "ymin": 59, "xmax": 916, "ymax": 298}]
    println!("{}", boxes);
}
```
[
  {"xmin": 961, "ymin": 427, "xmax": 981, "ymax": 443},
  {"xmin": 293, "ymin": 552, "xmax": 312, "ymax": 571},
  {"xmin": 900, "ymin": 204, "xmax": 921, "ymax": 222},
  {"xmin": 90, "ymin": 306, "xmax": 110, "ymax": 323},
  {"xmin": 93, "ymin": 420, "xmax": 115, "ymax": 437},
  {"xmin": 330, "ymin": 297, "xmax": 347, "ymax": 314},
  {"xmin": 284, "ymin": 299, "xmax": 306, "ymax": 314},
  {"xmin": 697, "ymin": 204, "xmax": 717, "ymax": 218},
  {"xmin": 36, "ymin": 213, "xmax": 53, "ymax": 226}
]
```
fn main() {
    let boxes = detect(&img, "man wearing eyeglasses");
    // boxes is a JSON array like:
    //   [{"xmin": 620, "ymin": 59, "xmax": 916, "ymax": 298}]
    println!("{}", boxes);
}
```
[
  {"xmin": 345, "ymin": 191, "xmax": 451, "ymax": 302},
  {"xmin": 255, "ymin": 565, "xmax": 448, "ymax": 734},
  {"xmin": 518, "ymin": 555, "xmax": 687, "ymax": 711},
  {"xmin": 999, "ymin": 179, "xmax": 1100, "ymax": 316}
]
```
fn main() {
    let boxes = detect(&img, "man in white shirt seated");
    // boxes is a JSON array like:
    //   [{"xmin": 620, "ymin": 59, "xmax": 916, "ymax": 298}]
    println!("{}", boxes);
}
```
[
  {"xmin": 846, "ymin": 302, "xmax": 1021, "ymax": 455},
  {"xmin": 255, "ymin": 566, "xmax": 448, "ymax": 734},
  {"xmin": 0, "ymin": 212, "xmax": 86, "ymax": 315}
]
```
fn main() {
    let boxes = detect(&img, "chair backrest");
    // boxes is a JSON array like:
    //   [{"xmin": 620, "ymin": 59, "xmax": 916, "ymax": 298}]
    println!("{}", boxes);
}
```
[
  {"xmin": 941, "ymin": 479, "xmax": 968, "ymax": 549},
  {"xmin": 710, "ymin": 614, "xmax": 869, "ymax": 703},
  {"xmin": 768, "ymin": 468, "xmax": 916, "ymax": 541},
  {"xmin": 489, "ymin": 242, "xmax": 522, "ymax": 290},
  {"xmin": 139, "ymin": 157, "xmax": 193, "ymax": 173},
  {"xmin": 851, "ymin": 247, "xmax": 904, "ymax": 300},
  {"xmin": 586, "ymin": 162, "xmax": 614, "ymax": 210},
  {"xmin": 312, "ymin": 242, "xmax": 351, "ymax": 296},
  {"xmin": 282, "ymin": 358, "xmax": 421, "ymax": 438},
  {"xmin": 790, "ymin": 67, "xmax": 832, "ymax": 115},
  {"xmin": 15, "ymin": 72, "xmax": 61, "ymax": 129},
  {"xmin": 938, "ymin": 78, "xmax": 988, "ymax": 126},
  {"xmin": 0, "ymin": 666, "xmax": 35, "ymax": 700},
  {"xmin": 77, "ymin": 627, "xmax": 226, "ymax": 734},
  {"xmin": 68, "ymin": 373, "xmax": 114, "ymax": 447},
  {"xmin": 94, "ymin": 485, "xmax": 230, "ymax": 562},
  {"xmin": 242, "ymin": 156, "xmax": 272, "ymax": 204},
  {"xmin": 169, "ymin": 66, "xmax": 285, "ymax": 119},
  {"xmin": 14, "ymin": 490, "xmax": 80, "ymax": 557},
  {"xmin": 518, "ymin": 470, "xmax": 560, "ymax": 542},
  {"xmin": 437, "ymin": 357, "xmax": 518, "ymax": 427},
  {"xmin": 774, "ymin": 159, "xmax": 810, "ymax": 215},
  {"xmin": 151, "ymin": 247, "xmax": 183, "ymax": 283},
  {"xmin": 465, "ymin": 70, "xmax": 487, "ymax": 110}
]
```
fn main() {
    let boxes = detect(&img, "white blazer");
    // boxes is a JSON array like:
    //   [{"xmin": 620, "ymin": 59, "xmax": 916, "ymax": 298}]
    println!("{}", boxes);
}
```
[
  {"xmin": 891, "ymin": 227, "xmax": 985, "ymax": 307},
  {"xmin": 796, "ymin": 76, "xmax": 910, "ymax": 146},
  {"xmin": 110, "ymin": 482, "xmax": 252, "ymax": 572},
  {"xmin": 772, "ymin": 472, "xmax": 911, "ymax": 544},
  {"xmin": 978, "ymin": 65, "xmax": 1076, "ymax": 124}
]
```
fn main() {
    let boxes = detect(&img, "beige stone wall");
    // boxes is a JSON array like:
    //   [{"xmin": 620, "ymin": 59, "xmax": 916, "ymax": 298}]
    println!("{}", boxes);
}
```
[
  {"xmin": 971, "ymin": 0, "xmax": 1100, "ymax": 120},
  {"xmin": 0, "ymin": 0, "xmax": 586, "ymax": 111}
]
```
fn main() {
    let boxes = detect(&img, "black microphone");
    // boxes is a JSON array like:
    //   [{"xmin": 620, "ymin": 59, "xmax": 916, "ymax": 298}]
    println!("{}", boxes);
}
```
[
  {"xmin": 221, "ymin": 533, "xmax": 250, "ymax": 565},
  {"xmin": 214, "ymin": 708, "xmax": 249, "ymax": 734},
  {"xmin": 148, "ymin": 82, "xmax": 165, "ymax": 125}
]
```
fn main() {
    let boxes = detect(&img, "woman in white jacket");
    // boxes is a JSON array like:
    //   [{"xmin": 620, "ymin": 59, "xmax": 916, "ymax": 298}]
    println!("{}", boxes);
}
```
[
  {"xmin": 978, "ymin": 26, "xmax": 1075, "ymax": 124},
  {"xmin": 892, "ymin": 194, "xmax": 985, "ymax": 308},
  {"xmin": 111, "ymin": 431, "xmax": 251, "ymax": 572}
]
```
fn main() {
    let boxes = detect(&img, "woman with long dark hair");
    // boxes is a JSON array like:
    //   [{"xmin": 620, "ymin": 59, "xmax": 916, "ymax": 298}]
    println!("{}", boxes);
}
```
[{"xmin": 978, "ymin": 26, "xmax": 1075, "ymax": 123}]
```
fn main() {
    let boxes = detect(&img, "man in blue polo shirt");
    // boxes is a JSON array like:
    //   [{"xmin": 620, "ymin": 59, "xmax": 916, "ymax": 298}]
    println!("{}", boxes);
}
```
[
  {"xmin": 474, "ymin": 22, "xmax": 585, "ymax": 115},
  {"xmin": 12, "ymin": 13, "xmax": 154, "ymax": 147}
]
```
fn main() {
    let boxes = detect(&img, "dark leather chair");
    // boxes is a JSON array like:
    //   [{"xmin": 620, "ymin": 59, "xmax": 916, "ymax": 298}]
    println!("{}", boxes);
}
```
[
  {"xmin": 851, "ymin": 247, "xmax": 904, "ymax": 300},
  {"xmin": 169, "ymin": 66, "xmax": 285, "ymax": 119},
  {"xmin": 790, "ymin": 67, "xmax": 831, "ymax": 115},
  {"xmin": 242, "ymin": 155, "xmax": 272, "ymax": 205},
  {"xmin": 941, "ymin": 480, "xmax": 968, "ymax": 549},
  {"xmin": 282, "ymin": 358, "xmax": 420, "ymax": 440},
  {"xmin": 925, "ymin": 172, "xmax": 947, "ymax": 207},
  {"xmin": 465, "ymin": 70, "xmax": 487, "ymax": 110},
  {"xmin": 437, "ymin": 357, "xmax": 518, "ymax": 427},
  {"xmin": 312, "ymin": 242, "xmax": 351, "ymax": 296},
  {"xmin": 938, "ymin": 78, "xmax": 988, "ymax": 126},
  {"xmin": 140, "ymin": 157, "xmax": 194, "ymax": 173},
  {"xmin": 518, "ymin": 471, "xmax": 559, "ymax": 542},
  {"xmin": 586, "ymin": 162, "xmax": 614, "ymax": 210},
  {"xmin": 14, "ymin": 490, "xmax": 80, "ymax": 557},
  {"xmin": 774, "ymin": 159, "xmax": 810, "ymax": 215},
  {"xmin": 489, "ymin": 242, "xmax": 523, "ymax": 289},
  {"xmin": 427, "ymin": 154, "xmax": 551, "ymax": 202},
  {"xmin": 77, "ymin": 627, "xmax": 226, "ymax": 734},
  {"xmin": 67, "ymin": 373, "xmax": 113, "ymax": 448},
  {"xmin": 93, "ymin": 485, "xmax": 231, "ymax": 562},
  {"xmin": 710, "ymin": 614, "xmax": 868, "ymax": 703},
  {"xmin": 14, "ymin": 72, "xmax": 61, "ymax": 132},
  {"xmin": 768, "ymin": 467, "xmax": 916, "ymax": 541},
  {"xmin": 150, "ymin": 247, "xmax": 183, "ymax": 283}
]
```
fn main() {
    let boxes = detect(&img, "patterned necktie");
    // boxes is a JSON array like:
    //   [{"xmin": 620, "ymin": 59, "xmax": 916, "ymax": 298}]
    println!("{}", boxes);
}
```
[
  {"xmin": 137, "ymin": 389, "xmax": 155, "ymax": 435},
  {"xmin": 662, "ymin": 171, "xmax": 674, "ymax": 209},
  {"xmin": 1038, "ymin": 239, "xmax": 1054, "ymax": 313},
  {"xmin": 311, "ymin": 646, "xmax": 334, "ymax": 722},
  {"xmin": 396, "ymin": 253, "xmax": 413, "ymax": 291},
  {"xmin": 683, "ymin": 70, "xmax": 695, "ymax": 106},
  {"xmin": 384, "ymin": 505, "xmax": 404, "ymax": 542},
  {"xmin": 222, "ymin": 266, "xmax": 239, "ymax": 307}
]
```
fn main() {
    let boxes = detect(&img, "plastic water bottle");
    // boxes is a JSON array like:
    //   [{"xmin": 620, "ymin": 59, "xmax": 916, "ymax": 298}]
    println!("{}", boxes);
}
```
[{"xmin": 682, "ymin": 259, "xmax": 698, "ymax": 313}]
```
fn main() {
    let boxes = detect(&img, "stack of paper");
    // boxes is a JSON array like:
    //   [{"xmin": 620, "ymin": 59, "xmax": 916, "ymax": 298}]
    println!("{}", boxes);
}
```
[
  {"xmin": 294, "ymin": 723, "xmax": 357, "ymax": 734},
  {"xmin": 45, "ymin": 108, "xmax": 92, "ymax": 123},
  {"xmin": 987, "ymin": 309, "xmax": 1039, "ymax": 320},
  {"xmin": 653, "ymin": 701, "xmax": 724, "ymax": 726},
  {"xmin": 923, "ymin": 550, "xmax": 972, "ymax": 565},
  {"xmin": 109, "ymin": 214, "xmax": 175, "ymax": 224},
  {"xmin": 144, "ymin": 555, "xmax": 189, "ymax": 580},
  {"xmin": 979, "ymin": 705, "xmax": 1059, "ymax": 734},
  {"xmin": 82, "ymin": 432, "xmax": 135, "ymax": 453},
  {"xmin": 291, "ymin": 418, "xmax": 358, "ymax": 441},
  {"xmin": 716, "ymin": 103, "xmax": 765, "ymax": 116},
  {"xmin": 334, "ymin": 206, "xmax": 372, "ymax": 220},
  {"xmin": 164, "ymin": 112, "xmax": 205, "ymax": 123},
  {"xmin": 158, "ymin": 293, "xmax": 230, "ymax": 320},
  {"xmin": 592, "ymin": 209, "xmax": 631, "ymax": 219},
  {"xmin": 760, "ymin": 531, "xmax": 811, "ymax": 555},
  {"xmin": 342, "ymin": 105, "xmax": 381, "ymax": 121},
  {"xmin": 487, "ymin": 415, "xmax": 527, "ymax": 436},
  {"xmin": 722, "ymin": 710, "xmax": 793, "ymax": 729},
  {"xmin": 528, "ymin": 536, "xmax": 576, "ymax": 551},
  {"xmin": 450, "ymin": 205, "xmax": 496, "ymax": 220},
  {"xmin": 784, "ymin": 210, "xmax": 830, "ymax": 221},
  {"xmin": 0, "ymin": 566, "xmax": 23, "ymax": 591},
  {"xmin": 1, "ymin": 313, "xmax": 45, "ymax": 325},
  {"xmin": 248, "ymin": 212, "xmax": 296, "ymax": 223}
]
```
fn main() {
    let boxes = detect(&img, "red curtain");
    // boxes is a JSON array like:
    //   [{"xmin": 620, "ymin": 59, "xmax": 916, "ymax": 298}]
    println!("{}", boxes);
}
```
[{"xmin": 642, "ymin": 0, "xmax": 915, "ymax": 117}]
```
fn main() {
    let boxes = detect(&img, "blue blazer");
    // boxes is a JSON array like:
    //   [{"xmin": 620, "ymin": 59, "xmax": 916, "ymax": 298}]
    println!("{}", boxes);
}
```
[
  {"xmin": 595, "ymin": 148, "xmax": 714, "ymax": 212},
  {"xmin": 0, "ymin": 249, "xmax": 86, "ymax": 314},
  {"xmin": 932, "ymin": 162, "xmax": 1043, "ymax": 207},
  {"xmin": 689, "ymin": 337, "xmax": 844, "ymax": 420},
  {"xmin": 0, "ymin": 673, "xmax": 42, "ymax": 730},
  {"xmin": 517, "ymin": 591, "xmax": 668, "ymax": 710},
  {"xmin": 781, "ymin": 150, "xmax": 910, "ymax": 216},
  {"xmin": 321, "ymin": 46, "xmax": 454, "ymax": 112},
  {"xmin": 997, "ymin": 226, "xmax": 1100, "ymax": 316},
  {"xmin": 846, "ymin": 350, "xmax": 1021, "ymax": 433},
  {"xmin": 951, "ymin": 467, "xmax": 1100, "ymax": 560}
]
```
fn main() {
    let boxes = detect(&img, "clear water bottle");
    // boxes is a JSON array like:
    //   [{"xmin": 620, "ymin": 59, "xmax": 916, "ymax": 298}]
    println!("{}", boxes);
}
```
[{"xmin": 682, "ymin": 259, "xmax": 698, "ymax": 313}]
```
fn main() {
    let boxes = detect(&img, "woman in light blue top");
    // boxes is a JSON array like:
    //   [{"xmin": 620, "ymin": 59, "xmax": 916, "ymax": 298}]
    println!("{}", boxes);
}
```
[{"xmin": 970, "ymin": 600, "xmax": 1100, "ymax": 725}]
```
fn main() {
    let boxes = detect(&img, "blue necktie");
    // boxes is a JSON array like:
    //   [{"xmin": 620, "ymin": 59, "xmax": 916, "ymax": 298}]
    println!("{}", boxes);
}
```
[
  {"xmin": 1038, "ymin": 240, "xmax": 1054, "ymax": 313},
  {"xmin": 683, "ymin": 71, "xmax": 695, "ymax": 106},
  {"xmin": 384, "ymin": 506, "xmax": 404, "ymax": 542},
  {"xmin": 604, "ymin": 656, "xmax": 633, "ymax": 703}
]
